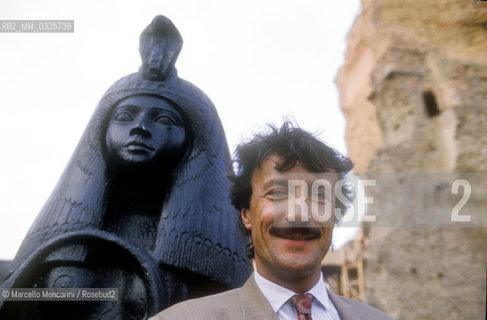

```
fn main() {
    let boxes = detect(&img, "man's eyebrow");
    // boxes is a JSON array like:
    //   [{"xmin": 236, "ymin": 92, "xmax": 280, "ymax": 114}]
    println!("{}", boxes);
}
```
[
  {"xmin": 263, "ymin": 178, "xmax": 288, "ymax": 190},
  {"xmin": 263, "ymin": 178, "xmax": 274, "ymax": 190}
]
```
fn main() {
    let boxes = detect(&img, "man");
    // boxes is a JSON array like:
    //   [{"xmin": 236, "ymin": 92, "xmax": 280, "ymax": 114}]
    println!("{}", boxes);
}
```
[{"xmin": 150, "ymin": 122, "xmax": 392, "ymax": 320}]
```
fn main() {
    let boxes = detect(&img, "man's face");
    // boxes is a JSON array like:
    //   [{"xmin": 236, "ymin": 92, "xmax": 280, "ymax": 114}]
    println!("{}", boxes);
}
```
[
  {"xmin": 241, "ymin": 153, "xmax": 336, "ymax": 285},
  {"xmin": 105, "ymin": 95, "xmax": 186, "ymax": 167}
]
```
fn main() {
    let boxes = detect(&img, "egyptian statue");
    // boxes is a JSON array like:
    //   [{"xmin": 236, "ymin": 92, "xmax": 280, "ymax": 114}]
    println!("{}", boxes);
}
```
[{"xmin": 0, "ymin": 15, "xmax": 252, "ymax": 320}]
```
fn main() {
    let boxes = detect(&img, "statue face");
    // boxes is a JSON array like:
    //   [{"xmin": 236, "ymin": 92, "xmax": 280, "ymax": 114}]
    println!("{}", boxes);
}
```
[
  {"xmin": 142, "ymin": 37, "xmax": 169, "ymax": 80},
  {"xmin": 105, "ymin": 95, "xmax": 187, "ymax": 166}
]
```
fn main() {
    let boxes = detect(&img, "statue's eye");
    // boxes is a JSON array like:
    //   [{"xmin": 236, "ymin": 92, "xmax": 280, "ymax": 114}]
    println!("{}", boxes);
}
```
[
  {"xmin": 113, "ymin": 111, "xmax": 134, "ymax": 122},
  {"xmin": 154, "ymin": 115, "xmax": 177, "ymax": 126}
]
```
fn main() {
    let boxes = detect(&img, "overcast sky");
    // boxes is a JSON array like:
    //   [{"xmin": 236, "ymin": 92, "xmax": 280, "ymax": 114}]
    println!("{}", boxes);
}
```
[{"xmin": 0, "ymin": 0, "xmax": 361, "ymax": 260}]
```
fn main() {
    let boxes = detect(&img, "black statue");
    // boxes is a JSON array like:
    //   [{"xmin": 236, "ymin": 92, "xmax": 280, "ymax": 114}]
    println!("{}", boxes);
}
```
[{"xmin": 0, "ymin": 15, "xmax": 252, "ymax": 320}]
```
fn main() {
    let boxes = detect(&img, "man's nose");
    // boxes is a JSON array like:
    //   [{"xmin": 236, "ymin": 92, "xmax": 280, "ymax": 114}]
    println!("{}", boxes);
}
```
[
  {"xmin": 294, "ymin": 198, "xmax": 313, "ymax": 223},
  {"xmin": 287, "ymin": 196, "xmax": 313, "ymax": 224}
]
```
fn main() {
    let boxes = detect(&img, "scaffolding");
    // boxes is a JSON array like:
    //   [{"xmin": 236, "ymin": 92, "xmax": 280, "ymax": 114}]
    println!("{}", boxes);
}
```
[{"xmin": 322, "ymin": 228, "xmax": 365, "ymax": 301}]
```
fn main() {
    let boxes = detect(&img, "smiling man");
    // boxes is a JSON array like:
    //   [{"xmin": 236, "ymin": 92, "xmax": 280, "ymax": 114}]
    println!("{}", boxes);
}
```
[{"xmin": 150, "ymin": 122, "xmax": 392, "ymax": 320}]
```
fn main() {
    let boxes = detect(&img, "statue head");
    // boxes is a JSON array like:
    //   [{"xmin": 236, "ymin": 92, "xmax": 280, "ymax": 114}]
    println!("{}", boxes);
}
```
[
  {"xmin": 104, "ymin": 94, "xmax": 188, "ymax": 170},
  {"xmin": 139, "ymin": 15, "xmax": 183, "ymax": 81}
]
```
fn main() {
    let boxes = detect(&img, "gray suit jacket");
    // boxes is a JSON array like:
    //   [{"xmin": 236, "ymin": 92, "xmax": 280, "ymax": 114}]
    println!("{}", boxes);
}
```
[{"xmin": 150, "ymin": 274, "xmax": 393, "ymax": 320}]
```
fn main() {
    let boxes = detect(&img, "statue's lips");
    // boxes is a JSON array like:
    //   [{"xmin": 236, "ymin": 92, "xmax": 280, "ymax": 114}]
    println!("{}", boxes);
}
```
[
  {"xmin": 126, "ymin": 141, "xmax": 154, "ymax": 152},
  {"xmin": 269, "ymin": 227, "xmax": 321, "ymax": 241}
]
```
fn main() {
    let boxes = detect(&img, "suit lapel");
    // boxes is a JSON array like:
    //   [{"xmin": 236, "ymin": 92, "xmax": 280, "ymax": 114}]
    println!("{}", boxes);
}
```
[
  {"xmin": 239, "ymin": 274, "xmax": 279, "ymax": 320},
  {"xmin": 328, "ymin": 290, "xmax": 363, "ymax": 320}
]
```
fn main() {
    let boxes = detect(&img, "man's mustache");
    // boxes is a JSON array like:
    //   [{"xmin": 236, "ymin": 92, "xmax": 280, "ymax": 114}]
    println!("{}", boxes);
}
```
[{"xmin": 269, "ymin": 226, "xmax": 322, "ymax": 240}]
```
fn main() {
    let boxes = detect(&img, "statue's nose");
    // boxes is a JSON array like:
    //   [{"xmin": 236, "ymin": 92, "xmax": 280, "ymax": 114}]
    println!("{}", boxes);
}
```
[{"xmin": 130, "ymin": 118, "xmax": 151, "ymax": 138}]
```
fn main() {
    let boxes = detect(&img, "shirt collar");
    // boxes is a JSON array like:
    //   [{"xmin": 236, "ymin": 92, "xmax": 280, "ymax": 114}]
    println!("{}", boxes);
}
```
[{"xmin": 254, "ymin": 269, "xmax": 333, "ymax": 313}]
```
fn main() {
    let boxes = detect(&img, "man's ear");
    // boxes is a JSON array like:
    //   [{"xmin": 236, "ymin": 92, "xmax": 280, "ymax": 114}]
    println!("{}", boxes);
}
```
[{"xmin": 241, "ymin": 208, "xmax": 252, "ymax": 231}]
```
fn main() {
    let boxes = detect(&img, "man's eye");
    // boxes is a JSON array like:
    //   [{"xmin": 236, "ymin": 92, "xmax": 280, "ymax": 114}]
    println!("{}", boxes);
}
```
[
  {"xmin": 113, "ymin": 112, "xmax": 134, "ymax": 122},
  {"xmin": 266, "ymin": 189, "xmax": 288, "ymax": 200},
  {"xmin": 154, "ymin": 115, "xmax": 177, "ymax": 125}
]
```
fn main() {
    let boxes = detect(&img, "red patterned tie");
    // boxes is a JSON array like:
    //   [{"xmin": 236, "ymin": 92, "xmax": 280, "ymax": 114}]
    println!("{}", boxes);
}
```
[{"xmin": 291, "ymin": 293, "xmax": 314, "ymax": 320}]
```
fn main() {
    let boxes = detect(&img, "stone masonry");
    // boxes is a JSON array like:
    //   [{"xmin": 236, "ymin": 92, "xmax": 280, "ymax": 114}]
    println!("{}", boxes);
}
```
[{"xmin": 336, "ymin": 1, "xmax": 487, "ymax": 319}]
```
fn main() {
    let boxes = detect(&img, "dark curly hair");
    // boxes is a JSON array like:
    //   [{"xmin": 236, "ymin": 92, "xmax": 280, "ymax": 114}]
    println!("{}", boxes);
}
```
[{"xmin": 229, "ymin": 121, "xmax": 355, "ymax": 226}]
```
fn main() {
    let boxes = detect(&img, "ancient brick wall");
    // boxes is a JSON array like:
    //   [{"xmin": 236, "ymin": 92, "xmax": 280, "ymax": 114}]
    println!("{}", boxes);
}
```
[{"xmin": 336, "ymin": 1, "xmax": 487, "ymax": 319}]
